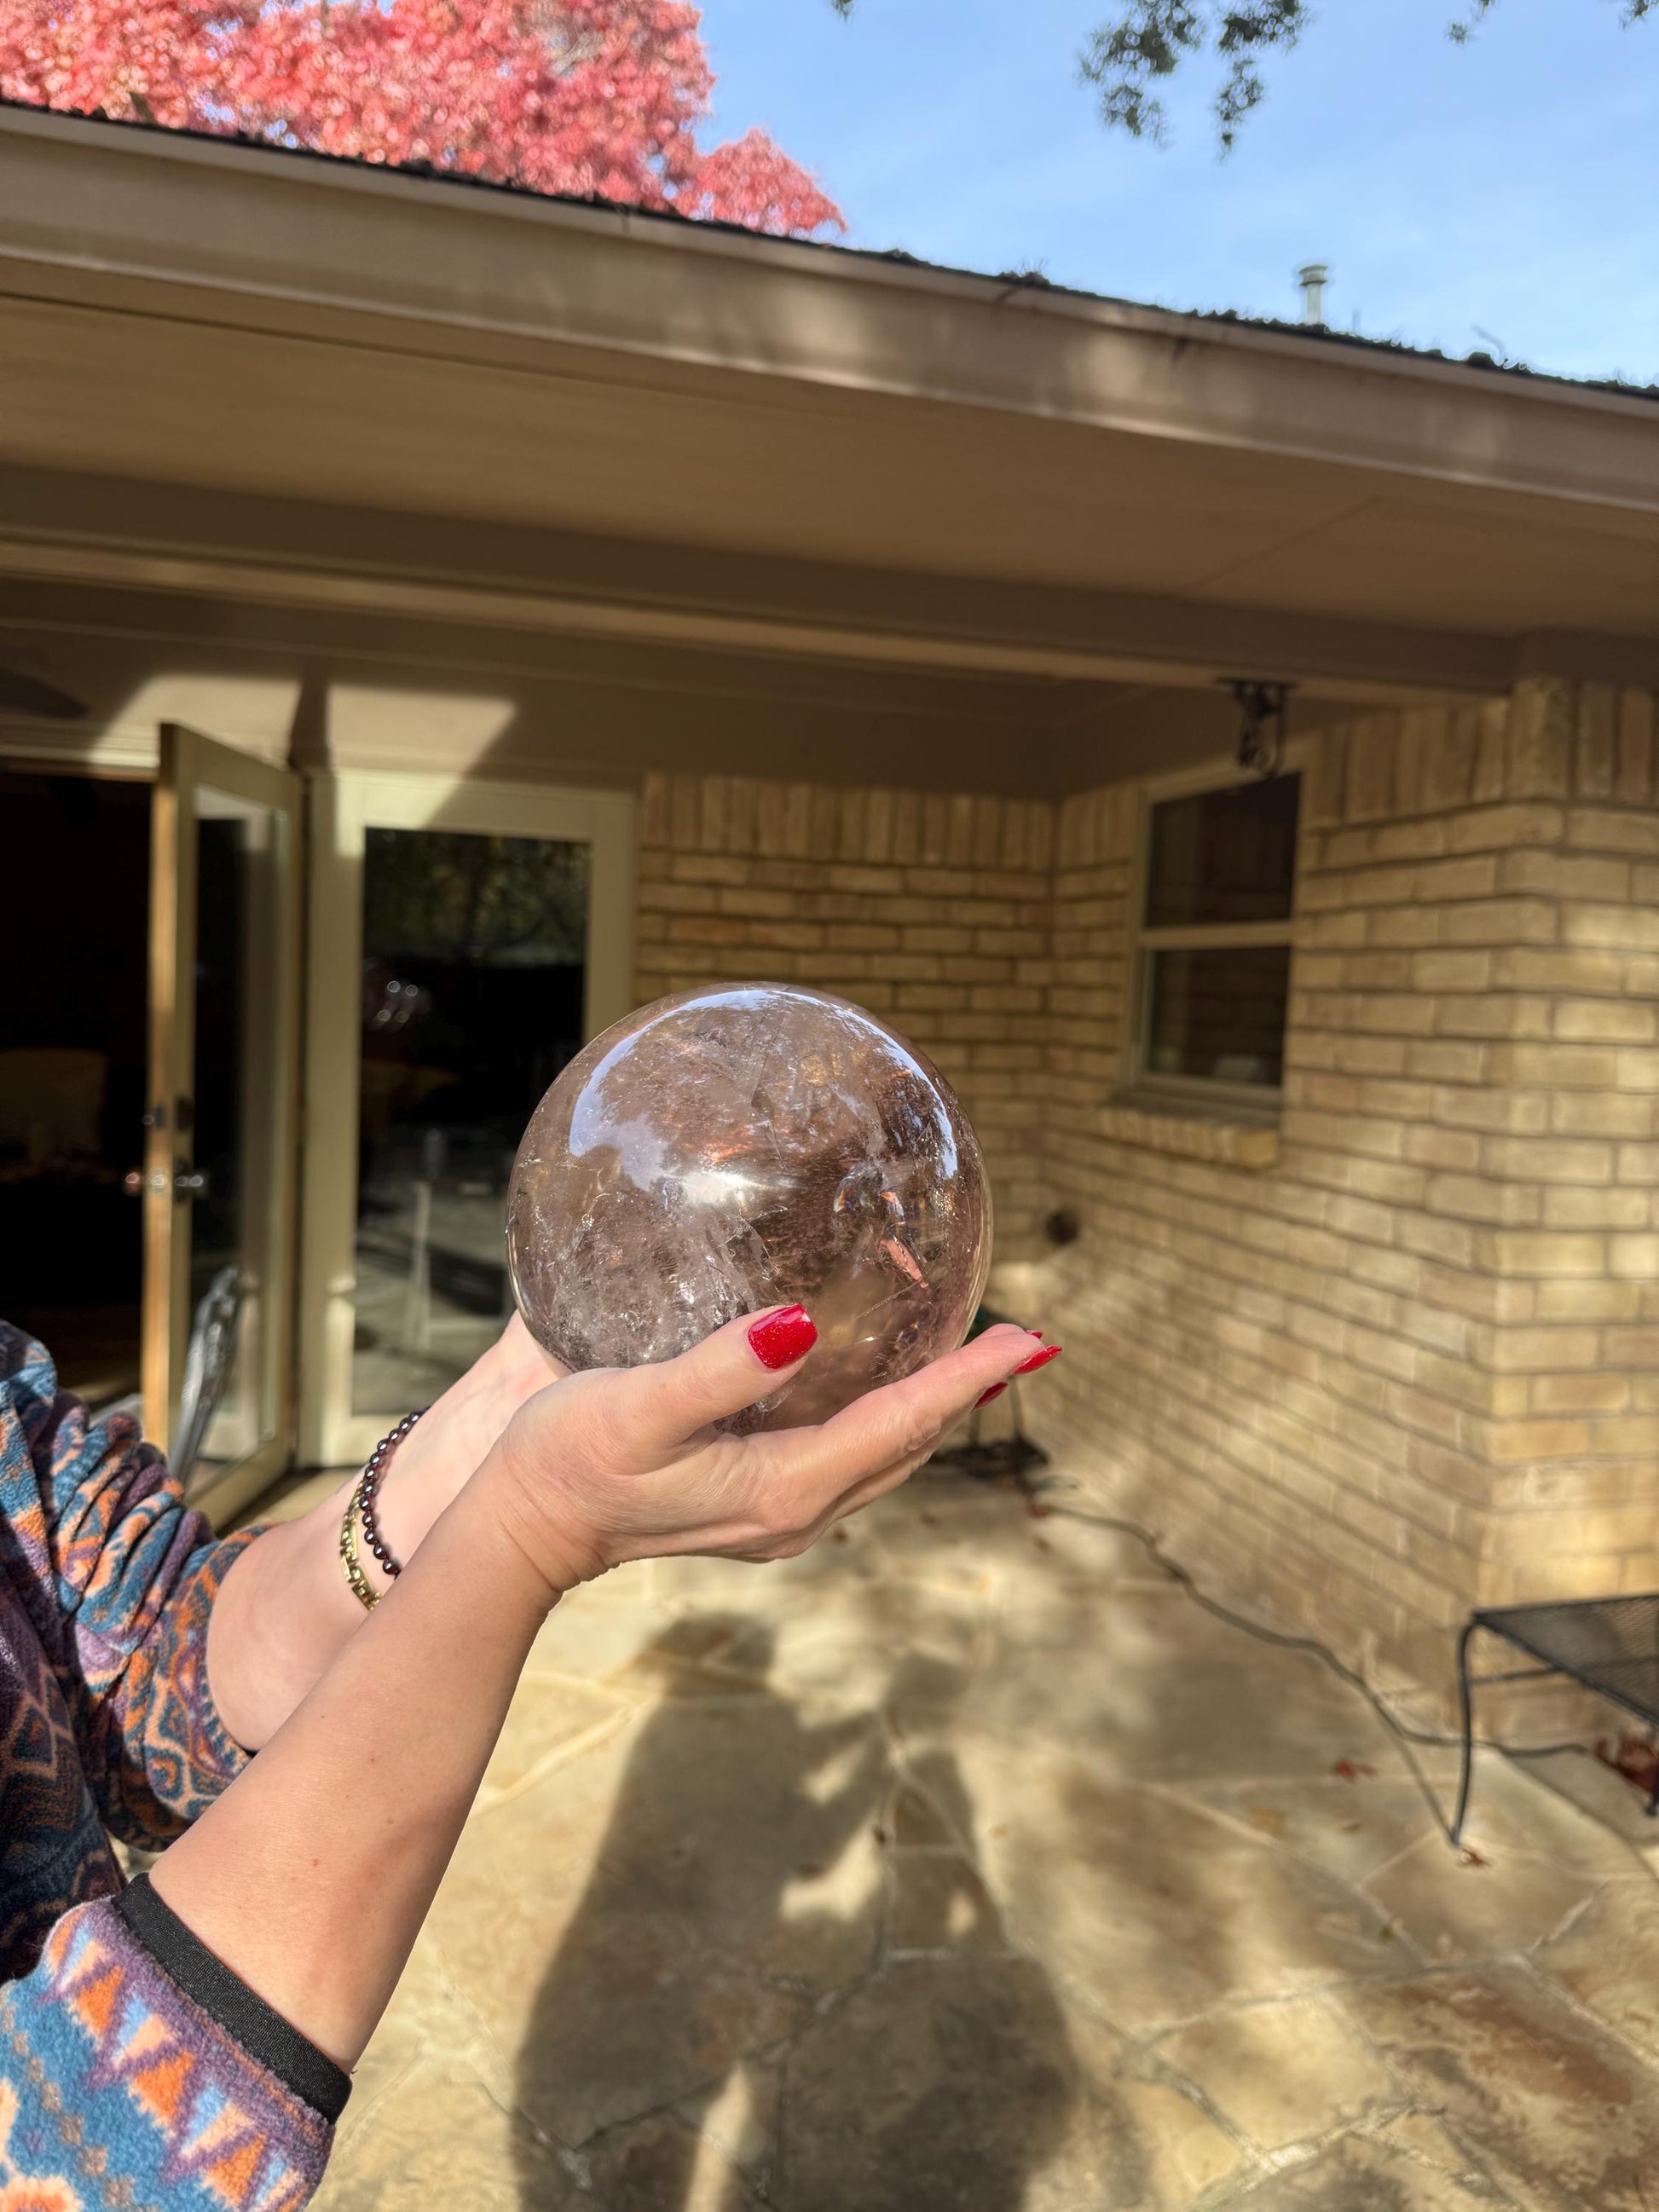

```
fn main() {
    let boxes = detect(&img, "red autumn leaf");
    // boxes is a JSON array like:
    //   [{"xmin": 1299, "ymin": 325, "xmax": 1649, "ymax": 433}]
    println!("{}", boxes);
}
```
[{"xmin": 0, "ymin": 0, "xmax": 842, "ymax": 238}]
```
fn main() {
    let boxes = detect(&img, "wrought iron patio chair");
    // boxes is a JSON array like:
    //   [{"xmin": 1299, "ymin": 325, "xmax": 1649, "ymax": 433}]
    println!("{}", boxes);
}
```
[
  {"xmin": 171, "ymin": 1264, "xmax": 243, "ymax": 1493},
  {"xmin": 1452, "ymin": 1595, "xmax": 1659, "ymax": 1844}
]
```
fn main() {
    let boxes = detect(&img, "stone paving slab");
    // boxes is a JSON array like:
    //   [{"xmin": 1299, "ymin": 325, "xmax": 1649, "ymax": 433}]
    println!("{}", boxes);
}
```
[{"xmin": 312, "ymin": 1469, "xmax": 1659, "ymax": 2212}]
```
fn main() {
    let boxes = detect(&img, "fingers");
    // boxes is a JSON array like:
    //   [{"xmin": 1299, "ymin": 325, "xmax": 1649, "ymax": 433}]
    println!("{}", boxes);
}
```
[
  {"xmin": 769, "ymin": 1324, "xmax": 1047, "ymax": 1505},
  {"xmin": 612, "ymin": 1304, "xmax": 819, "ymax": 1456}
]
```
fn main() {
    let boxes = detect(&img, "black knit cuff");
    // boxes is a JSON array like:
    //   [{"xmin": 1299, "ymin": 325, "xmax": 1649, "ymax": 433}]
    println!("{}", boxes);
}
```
[{"xmin": 114, "ymin": 1874, "xmax": 352, "ymax": 2122}]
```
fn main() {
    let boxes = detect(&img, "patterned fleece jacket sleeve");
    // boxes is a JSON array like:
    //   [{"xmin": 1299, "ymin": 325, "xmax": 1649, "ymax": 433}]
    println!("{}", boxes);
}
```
[
  {"xmin": 0, "ymin": 1880, "xmax": 344, "ymax": 2212},
  {"xmin": 0, "ymin": 1325, "xmax": 257, "ymax": 1851},
  {"xmin": 0, "ymin": 1329, "xmax": 346, "ymax": 2209}
]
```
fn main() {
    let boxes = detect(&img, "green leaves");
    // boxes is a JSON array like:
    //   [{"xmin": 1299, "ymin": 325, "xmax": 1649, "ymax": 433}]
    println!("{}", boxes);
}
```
[
  {"xmin": 1081, "ymin": 0, "xmax": 1652, "ymax": 149},
  {"xmin": 1078, "ymin": 0, "xmax": 1306, "ymax": 149}
]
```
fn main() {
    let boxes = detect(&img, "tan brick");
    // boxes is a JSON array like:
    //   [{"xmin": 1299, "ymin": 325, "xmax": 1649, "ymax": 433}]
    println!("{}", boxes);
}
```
[
  {"xmin": 1405, "ymin": 1040, "xmax": 1487, "ymax": 1083},
  {"xmin": 1426, "ymin": 1174, "xmax": 1541, "ymax": 1226},
  {"xmin": 1535, "ymin": 1279, "xmax": 1643, "ymax": 1321},
  {"xmin": 1433, "ymin": 994, "xmax": 1551, "ymax": 1042},
  {"xmin": 1506, "ymin": 679, "xmax": 1573, "ymax": 799},
  {"xmin": 1364, "ymin": 907, "xmax": 1443, "ymax": 949},
  {"xmin": 1446, "ymin": 802, "xmax": 1566, "ymax": 854},
  {"xmin": 1487, "ymin": 1043, "xmax": 1621, "ymax": 1090},
  {"xmin": 1553, "ymin": 999, "xmax": 1656, "ymax": 1044},
  {"xmin": 1564, "ymin": 903, "xmax": 1659, "ymax": 952},
  {"xmin": 1366, "ymin": 820, "xmax": 1446, "ymax": 865},
  {"xmin": 1438, "ymin": 898, "xmax": 1558, "ymax": 947},
  {"xmin": 1483, "ymin": 1136, "xmax": 1613, "ymax": 1183},
  {"xmin": 1420, "ymin": 854, "xmax": 1506, "ymax": 902},
  {"xmin": 1567, "ymin": 805, "xmax": 1659, "ymax": 857},
  {"xmin": 1541, "ymin": 1187, "xmax": 1651, "ymax": 1230},
  {"xmin": 1345, "ymin": 719, "xmax": 1397, "ymax": 821},
  {"xmin": 1603, "ymin": 1327, "xmax": 1659, "ymax": 1364},
  {"xmin": 1548, "ymin": 1096, "xmax": 1655, "ymax": 1146},
  {"xmin": 1575, "ymin": 682, "xmax": 1619, "ymax": 800},
  {"xmin": 1616, "ymin": 690, "xmax": 1655, "ymax": 806},
  {"xmin": 745, "ymin": 921, "xmax": 828, "ymax": 954},
  {"xmin": 1410, "ymin": 950, "xmax": 1493, "ymax": 992},
  {"xmin": 1589, "ymin": 1417, "xmax": 1659, "ymax": 1456},
  {"xmin": 1483, "ymin": 1232, "xmax": 1606, "ymax": 1277},
  {"xmin": 1488, "ymin": 1327, "xmax": 1602, "ymax": 1373},
  {"xmin": 1500, "ymin": 850, "xmax": 1631, "ymax": 900},
  {"xmin": 1533, "ymin": 1372, "xmax": 1631, "ymax": 1415},
  {"xmin": 1610, "ymin": 1233, "xmax": 1659, "ymax": 1279},
  {"xmin": 1484, "ymin": 1418, "xmax": 1593, "ymax": 1463},
  {"xmin": 1422, "ymin": 707, "xmax": 1481, "ymax": 811},
  {"xmin": 1493, "ymin": 946, "xmax": 1625, "ymax": 995},
  {"xmin": 717, "ymin": 886, "xmax": 802, "ymax": 920}
]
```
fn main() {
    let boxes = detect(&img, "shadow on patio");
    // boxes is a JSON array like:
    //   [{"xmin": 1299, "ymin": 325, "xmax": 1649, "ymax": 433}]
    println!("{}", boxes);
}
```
[{"xmin": 310, "ymin": 1468, "xmax": 1659, "ymax": 2212}]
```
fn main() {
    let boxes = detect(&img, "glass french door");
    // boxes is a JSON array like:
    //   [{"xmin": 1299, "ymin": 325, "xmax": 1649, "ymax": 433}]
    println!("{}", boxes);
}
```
[
  {"xmin": 142, "ymin": 725, "xmax": 300, "ymax": 1522},
  {"xmin": 298, "ymin": 773, "xmax": 634, "ymax": 1469}
]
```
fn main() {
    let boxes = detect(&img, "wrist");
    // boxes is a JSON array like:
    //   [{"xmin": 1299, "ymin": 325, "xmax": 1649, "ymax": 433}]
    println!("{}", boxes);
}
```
[
  {"xmin": 460, "ymin": 1450, "xmax": 591, "ymax": 1612},
  {"xmin": 371, "ymin": 1322, "xmax": 555, "ymax": 1563}
]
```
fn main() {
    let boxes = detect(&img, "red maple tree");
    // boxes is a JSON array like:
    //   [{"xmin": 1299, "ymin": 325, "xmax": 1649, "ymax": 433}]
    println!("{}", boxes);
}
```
[{"xmin": 0, "ymin": 0, "xmax": 843, "ymax": 235}]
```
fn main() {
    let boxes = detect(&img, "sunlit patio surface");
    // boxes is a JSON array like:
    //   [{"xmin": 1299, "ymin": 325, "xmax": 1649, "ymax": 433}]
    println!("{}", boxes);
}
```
[{"xmin": 300, "ymin": 1467, "xmax": 1659, "ymax": 2212}]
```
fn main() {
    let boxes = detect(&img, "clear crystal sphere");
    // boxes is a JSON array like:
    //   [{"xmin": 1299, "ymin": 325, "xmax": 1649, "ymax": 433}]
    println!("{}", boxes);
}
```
[{"xmin": 506, "ymin": 985, "xmax": 992, "ymax": 1433}]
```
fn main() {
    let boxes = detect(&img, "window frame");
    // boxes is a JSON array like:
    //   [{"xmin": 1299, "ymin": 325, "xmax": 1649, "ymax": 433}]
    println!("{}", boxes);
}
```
[{"xmin": 1121, "ymin": 748, "xmax": 1309, "ymax": 1116}]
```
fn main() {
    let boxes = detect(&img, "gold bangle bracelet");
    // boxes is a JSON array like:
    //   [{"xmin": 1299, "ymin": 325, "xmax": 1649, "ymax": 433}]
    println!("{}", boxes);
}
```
[{"xmin": 339, "ymin": 1492, "xmax": 379, "ymax": 1613}]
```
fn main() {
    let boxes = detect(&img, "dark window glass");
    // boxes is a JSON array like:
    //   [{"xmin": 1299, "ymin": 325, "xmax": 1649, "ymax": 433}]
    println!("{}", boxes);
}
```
[
  {"xmin": 352, "ymin": 828, "xmax": 589, "ymax": 1417},
  {"xmin": 0, "ymin": 771, "xmax": 149, "ymax": 1406},
  {"xmin": 1146, "ymin": 775, "xmax": 1301, "ymax": 927},
  {"xmin": 1147, "ymin": 945, "xmax": 1292, "ymax": 1089}
]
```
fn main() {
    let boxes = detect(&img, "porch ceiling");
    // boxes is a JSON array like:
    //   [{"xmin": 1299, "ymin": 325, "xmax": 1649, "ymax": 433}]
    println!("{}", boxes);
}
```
[
  {"xmin": 1, "ymin": 106, "xmax": 1656, "ymax": 713},
  {"xmin": 0, "ymin": 566, "xmax": 1286, "ymax": 798}
]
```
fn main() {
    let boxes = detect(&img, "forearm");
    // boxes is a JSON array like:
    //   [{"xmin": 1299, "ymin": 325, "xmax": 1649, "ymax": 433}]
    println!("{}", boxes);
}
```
[
  {"xmin": 207, "ymin": 1319, "xmax": 557, "ymax": 1749},
  {"xmin": 153, "ymin": 1457, "xmax": 558, "ymax": 2068}
]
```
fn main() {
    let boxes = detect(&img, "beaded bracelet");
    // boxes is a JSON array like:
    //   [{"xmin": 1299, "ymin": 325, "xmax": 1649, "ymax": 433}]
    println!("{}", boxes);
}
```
[{"xmin": 338, "ymin": 1406, "xmax": 425, "ymax": 1613}]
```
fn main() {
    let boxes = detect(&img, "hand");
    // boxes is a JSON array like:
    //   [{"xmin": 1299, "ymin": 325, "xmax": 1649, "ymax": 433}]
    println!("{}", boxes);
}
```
[{"xmin": 483, "ymin": 1310, "xmax": 1056, "ymax": 1597}]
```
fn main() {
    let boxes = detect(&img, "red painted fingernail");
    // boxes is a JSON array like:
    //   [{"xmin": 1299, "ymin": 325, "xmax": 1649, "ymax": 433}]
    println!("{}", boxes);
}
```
[
  {"xmin": 749, "ymin": 1305, "xmax": 818, "ymax": 1370},
  {"xmin": 1013, "ymin": 1345, "xmax": 1062, "ymax": 1376},
  {"xmin": 975, "ymin": 1382, "xmax": 1009, "ymax": 1408}
]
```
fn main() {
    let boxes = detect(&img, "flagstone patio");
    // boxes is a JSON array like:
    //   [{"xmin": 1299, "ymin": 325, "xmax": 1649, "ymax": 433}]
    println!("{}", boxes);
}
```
[{"xmin": 305, "ymin": 1467, "xmax": 1659, "ymax": 2212}]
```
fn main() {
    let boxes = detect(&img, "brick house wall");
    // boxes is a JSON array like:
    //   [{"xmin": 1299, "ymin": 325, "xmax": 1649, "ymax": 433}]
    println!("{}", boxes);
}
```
[
  {"xmin": 635, "ymin": 676, "xmax": 1659, "ymax": 1707},
  {"xmin": 634, "ymin": 775, "xmax": 1056, "ymax": 1261}
]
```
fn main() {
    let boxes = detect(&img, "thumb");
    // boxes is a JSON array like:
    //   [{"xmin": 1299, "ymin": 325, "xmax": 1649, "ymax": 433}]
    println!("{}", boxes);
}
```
[{"xmin": 619, "ymin": 1304, "xmax": 818, "ymax": 1453}]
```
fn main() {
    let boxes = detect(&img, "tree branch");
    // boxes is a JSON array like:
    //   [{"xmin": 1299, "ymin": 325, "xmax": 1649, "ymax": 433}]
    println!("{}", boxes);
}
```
[{"xmin": 1079, "ymin": 0, "xmax": 1650, "ymax": 149}]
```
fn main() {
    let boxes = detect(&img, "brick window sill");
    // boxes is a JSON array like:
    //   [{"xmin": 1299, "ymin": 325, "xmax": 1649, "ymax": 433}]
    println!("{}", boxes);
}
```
[{"xmin": 1100, "ymin": 1092, "xmax": 1281, "ymax": 1171}]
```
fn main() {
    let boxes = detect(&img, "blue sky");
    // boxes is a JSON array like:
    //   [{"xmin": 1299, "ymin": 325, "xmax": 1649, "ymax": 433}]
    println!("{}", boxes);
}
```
[{"xmin": 700, "ymin": 0, "xmax": 1659, "ymax": 385}]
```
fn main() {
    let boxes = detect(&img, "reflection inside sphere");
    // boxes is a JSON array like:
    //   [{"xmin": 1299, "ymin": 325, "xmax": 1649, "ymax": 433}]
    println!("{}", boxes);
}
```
[{"xmin": 506, "ymin": 984, "xmax": 991, "ymax": 1432}]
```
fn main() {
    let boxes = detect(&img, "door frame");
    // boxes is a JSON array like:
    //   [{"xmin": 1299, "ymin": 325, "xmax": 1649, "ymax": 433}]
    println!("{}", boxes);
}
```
[
  {"xmin": 146, "ymin": 725, "xmax": 302, "ymax": 1527},
  {"xmin": 297, "ymin": 771, "xmax": 635, "ymax": 1469}
]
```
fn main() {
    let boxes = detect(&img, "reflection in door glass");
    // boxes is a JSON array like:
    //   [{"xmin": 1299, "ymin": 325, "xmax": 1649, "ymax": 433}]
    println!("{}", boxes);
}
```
[
  {"xmin": 352, "ymin": 829, "xmax": 589, "ymax": 1417},
  {"xmin": 190, "ymin": 796, "xmax": 283, "ymax": 1481}
]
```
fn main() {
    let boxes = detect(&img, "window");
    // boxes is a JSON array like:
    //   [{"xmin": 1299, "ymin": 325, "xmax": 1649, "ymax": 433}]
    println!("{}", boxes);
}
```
[{"xmin": 1131, "ymin": 771, "xmax": 1301, "ymax": 1102}]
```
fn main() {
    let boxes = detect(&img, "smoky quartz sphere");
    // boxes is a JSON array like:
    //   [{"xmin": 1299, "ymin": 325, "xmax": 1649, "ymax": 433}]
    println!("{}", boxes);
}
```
[{"xmin": 506, "ymin": 985, "xmax": 992, "ymax": 1433}]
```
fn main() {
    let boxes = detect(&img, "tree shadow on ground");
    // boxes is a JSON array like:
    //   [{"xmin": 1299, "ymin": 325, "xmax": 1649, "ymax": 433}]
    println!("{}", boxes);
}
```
[{"xmin": 512, "ymin": 1621, "xmax": 1080, "ymax": 2212}]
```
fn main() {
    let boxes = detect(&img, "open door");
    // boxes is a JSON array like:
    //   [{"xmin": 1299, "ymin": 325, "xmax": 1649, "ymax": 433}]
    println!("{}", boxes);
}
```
[{"xmin": 142, "ymin": 725, "xmax": 300, "ymax": 1526}]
